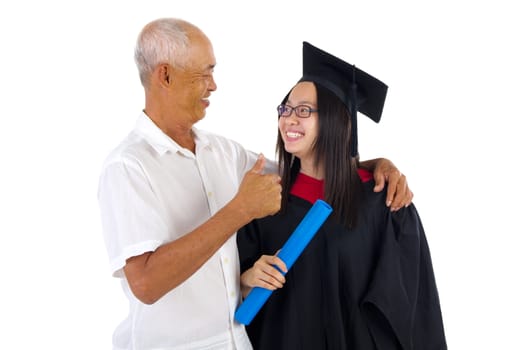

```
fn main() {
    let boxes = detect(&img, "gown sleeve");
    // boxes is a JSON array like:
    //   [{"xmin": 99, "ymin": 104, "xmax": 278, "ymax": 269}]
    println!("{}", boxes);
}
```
[
  {"xmin": 237, "ymin": 219, "xmax": 262, "ymax": 275},
  {"xmin": 361, "ymin": 203, "xmax": 447, "ymax": 350}
]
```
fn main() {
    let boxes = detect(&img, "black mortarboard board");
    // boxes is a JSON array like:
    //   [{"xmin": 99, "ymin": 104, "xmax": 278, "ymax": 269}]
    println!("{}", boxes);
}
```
[{"xmin": 298, "ymin": 41, "xmax": 388, "ymax": 156}]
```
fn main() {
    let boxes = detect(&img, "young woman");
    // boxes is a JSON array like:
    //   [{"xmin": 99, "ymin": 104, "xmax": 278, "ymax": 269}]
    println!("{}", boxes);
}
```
[{"xmin": 237, "ymin": 42, "xmax": 447, "ymax": 350}]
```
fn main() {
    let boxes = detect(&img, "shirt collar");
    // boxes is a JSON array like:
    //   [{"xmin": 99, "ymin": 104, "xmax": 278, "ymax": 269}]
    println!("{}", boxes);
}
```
[{"xmin": 134, "ymin": 111, "xmax": 210, "ymax": 155}]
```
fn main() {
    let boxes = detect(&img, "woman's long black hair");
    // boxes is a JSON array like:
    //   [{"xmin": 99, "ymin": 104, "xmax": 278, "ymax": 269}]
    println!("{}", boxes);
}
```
[{"xmin": 276, "ymin": 82, "xmax": 364, "ymax": 229}]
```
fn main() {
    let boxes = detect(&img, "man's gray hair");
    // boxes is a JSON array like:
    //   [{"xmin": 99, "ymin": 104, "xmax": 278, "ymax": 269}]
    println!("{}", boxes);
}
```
[{"xmin": 134, "ymin": 18, "xmax": 196, "ymax": 87}]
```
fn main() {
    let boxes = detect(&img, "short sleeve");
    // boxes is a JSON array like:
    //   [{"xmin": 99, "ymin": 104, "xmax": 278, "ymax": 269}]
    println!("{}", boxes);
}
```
[{"xmin": 98, "ymin": 158, "xmax": 168, "ymax": 278}]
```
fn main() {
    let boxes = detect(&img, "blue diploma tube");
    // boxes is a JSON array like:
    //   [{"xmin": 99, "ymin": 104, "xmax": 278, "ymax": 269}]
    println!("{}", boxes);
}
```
[{"xmin": 234, "ymin": 199, "xmax": 333, "ymax": 325}]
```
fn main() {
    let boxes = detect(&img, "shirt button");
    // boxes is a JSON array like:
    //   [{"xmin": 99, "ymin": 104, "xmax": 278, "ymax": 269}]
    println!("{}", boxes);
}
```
[
  {"xmin": 207, "ymin": 191, "xmax": 213, "ymax": 197},
  {"xmin": 223, "ymin": 257, "xmax": 229, "ymax": 264}
]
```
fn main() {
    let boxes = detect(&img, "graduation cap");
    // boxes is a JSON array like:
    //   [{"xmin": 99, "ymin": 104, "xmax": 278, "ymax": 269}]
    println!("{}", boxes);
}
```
[{"xmin": 298, "ymin": 41, "xmax": 388, "ymax": 157}]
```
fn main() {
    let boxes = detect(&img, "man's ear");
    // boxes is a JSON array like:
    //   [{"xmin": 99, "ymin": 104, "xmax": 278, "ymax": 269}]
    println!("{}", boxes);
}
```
[{"xmin": 157, "ymin": 64, "xmax": 171, "ymax": 86}]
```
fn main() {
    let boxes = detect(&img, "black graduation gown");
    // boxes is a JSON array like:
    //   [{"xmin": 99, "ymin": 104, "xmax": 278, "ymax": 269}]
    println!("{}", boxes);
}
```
[{"xmin": 237, "ymin": 180, "xmax": 447, "ymax": 350}]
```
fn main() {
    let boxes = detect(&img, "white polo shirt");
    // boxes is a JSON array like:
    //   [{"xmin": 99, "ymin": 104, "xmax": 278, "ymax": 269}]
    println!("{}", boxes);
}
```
[{"xmin": 98, "ymin": 112, "xmax": 270, "ymax": 350}]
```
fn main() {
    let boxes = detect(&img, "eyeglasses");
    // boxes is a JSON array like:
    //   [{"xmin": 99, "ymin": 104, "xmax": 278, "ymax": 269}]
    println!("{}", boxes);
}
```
[{"xmin": 277, "ymin": 104, "xmax": 318, "ymax": 118}]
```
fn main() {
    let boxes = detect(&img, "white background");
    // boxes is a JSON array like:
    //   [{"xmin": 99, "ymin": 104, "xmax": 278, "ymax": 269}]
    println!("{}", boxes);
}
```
[{"xmin": 1, "ymin": 1, "xmax": 526, "ymax": 348}]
